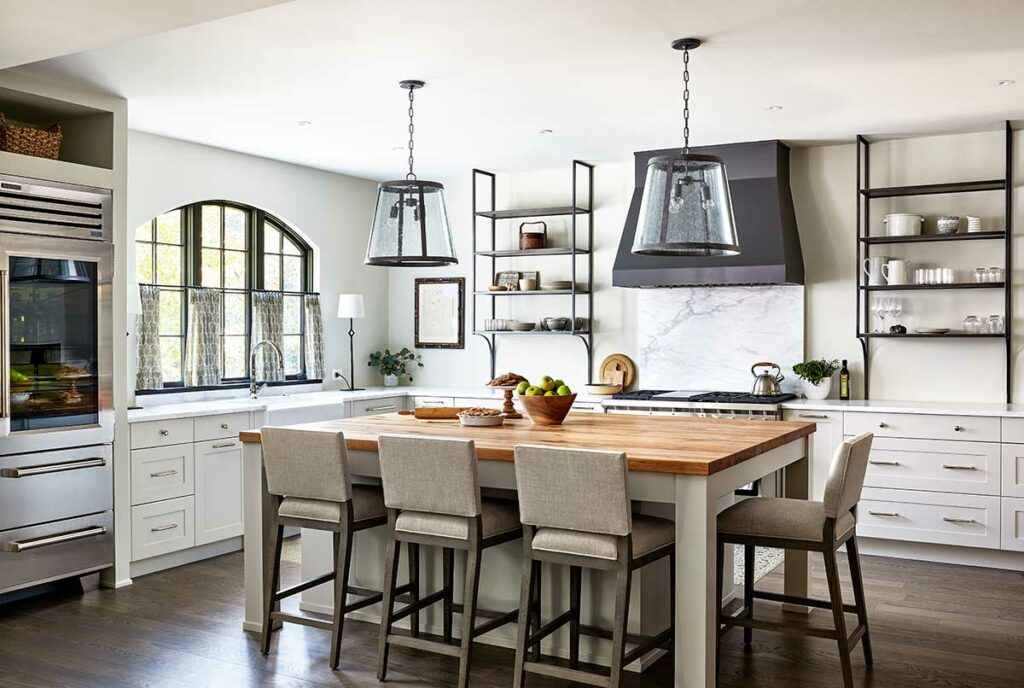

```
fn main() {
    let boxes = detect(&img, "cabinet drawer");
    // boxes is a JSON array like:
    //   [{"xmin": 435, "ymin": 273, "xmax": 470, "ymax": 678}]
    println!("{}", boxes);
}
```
[
  {"xmin": 1001, "ymin": 418, "xmax": 1024, "ymax": 444},
  {"xmin": 412, "ymin": 396, "xmax": 454, "ymax": 408},
  {"xmin": 131, "ymin": 417, "xmax": 194, "ymax": 449},
  {"xmin": 1002, "ymin": 445, "xmax": 1024, "ymax": 498},
  {"xmin": 0, "ymin": 511, "xmax": 113, "ymax": 594},
  {"xmin": 855, "ymin": 437, "xmax": 1000, "ymax": 495},
  {"xmin": 131, "ymin": 496, "xmax": 194, "ymax": 561},
  {"xmin": 131, "ymin": 445, "xmax": 194, "ymax": 506},
  {"xmin": 0, "ymin": 445, "xmax": 112, "ymax": 531},
  {"xmin": 858, "ymin": 488, "xmax": 1000, "ymax": 549},
  {"xmin": 844, "ymin": 412, "xmax": 999, "ymax": 443},
  {"xmin": 350, "ymin": 396, "xmax": 405, "ymax": 417},
  {"xmin": 1001, "ymin": 497, "xmax": 1024, "ymax": 551},
  {"xmin": 195, "ymin": 412, "xmax": 250, "ymax": 442},
  {"xmin": 454, "ymin": 397, "xmax": 502, "ymax": 409}
]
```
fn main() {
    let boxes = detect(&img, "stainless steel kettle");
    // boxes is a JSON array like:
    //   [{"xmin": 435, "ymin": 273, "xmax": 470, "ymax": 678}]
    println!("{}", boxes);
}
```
[{"xmin": 751, "ymin": 362, "xmax": 784, "ymax": 396}]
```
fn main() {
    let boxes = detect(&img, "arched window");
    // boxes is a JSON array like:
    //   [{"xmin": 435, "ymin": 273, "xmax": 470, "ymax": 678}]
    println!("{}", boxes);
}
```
[{"xmin": 135, "ymin": 201, "xmax": 317, "ymax": 390}]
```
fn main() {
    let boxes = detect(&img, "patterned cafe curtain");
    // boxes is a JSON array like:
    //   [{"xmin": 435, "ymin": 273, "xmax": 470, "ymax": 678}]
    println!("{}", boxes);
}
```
[
  {"xmin": 184, "ymin": 288, "xmax": 223, "ymax": 387},
  {"xmin": 135, "ymin": 285, "xmax": 163, "ymax": 390},
  {"xmin": 252, "ymin": 290, "xmax": 285, "ymax": 381},
  {"xmin": 303, "ymin": 294, "xmax": 326, "ymax": 380}
]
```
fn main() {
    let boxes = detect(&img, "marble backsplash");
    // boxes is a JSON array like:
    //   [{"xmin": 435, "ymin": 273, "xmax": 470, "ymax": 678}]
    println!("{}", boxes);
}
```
[{"xmin": 636, "ymin": 286, "xmax": 805, "ymax": 393}]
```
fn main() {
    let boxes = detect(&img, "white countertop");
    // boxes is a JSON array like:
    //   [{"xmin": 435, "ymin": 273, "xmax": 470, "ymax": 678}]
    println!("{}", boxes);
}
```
[
  {"xmin": 781, "ymin": 398, "xmax": 1024, "ymax": 418},
  {"xmin": 127, "ymin": 386, "xmax": 608, "ymax": 423}
]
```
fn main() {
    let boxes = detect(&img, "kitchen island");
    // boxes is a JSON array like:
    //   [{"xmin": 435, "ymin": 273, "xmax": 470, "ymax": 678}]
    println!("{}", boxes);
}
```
[{"xmin": 240, "ymin": 412, "xmax": 815, "ymax": 688}]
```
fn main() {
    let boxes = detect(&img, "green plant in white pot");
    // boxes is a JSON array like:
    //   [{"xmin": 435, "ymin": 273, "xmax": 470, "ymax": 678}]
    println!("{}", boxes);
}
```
[
  {"xmin": 368, "ymin": 347, "xmax": 422, "ymax": 387},
  {"xmin": 792, "ymin": 359, "xmax": 839, "ymax": 400}
]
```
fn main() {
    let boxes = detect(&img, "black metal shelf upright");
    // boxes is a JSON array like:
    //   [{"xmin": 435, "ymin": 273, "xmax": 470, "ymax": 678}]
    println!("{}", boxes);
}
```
[
  {"xmin": 471, "ymin": 161, "xmax": 594, "ymax": 382},
  {"xmin": 856, "ymin": 122, "xmax": 1013, "ymax": 401}
]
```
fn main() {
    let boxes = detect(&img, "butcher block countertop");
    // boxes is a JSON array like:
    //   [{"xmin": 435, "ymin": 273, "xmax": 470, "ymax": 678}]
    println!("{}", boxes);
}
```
[{"xmin": 239, "ymin": 412, "xmax": 815, "ymax": 476}]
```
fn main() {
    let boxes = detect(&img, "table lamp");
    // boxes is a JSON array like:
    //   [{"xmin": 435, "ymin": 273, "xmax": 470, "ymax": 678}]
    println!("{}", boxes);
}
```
[{"xmin": 337, "ymin": 293, "xmax": 365, "ymax": 391}]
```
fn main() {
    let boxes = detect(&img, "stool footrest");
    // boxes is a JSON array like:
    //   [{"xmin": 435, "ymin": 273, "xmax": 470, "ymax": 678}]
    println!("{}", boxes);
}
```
[
  {"xmin": 523, "ymin": 660, "xmax": 610, "ymax": 687},
  {"xmin": 752, "ymin": 590, "xmax": 858, "ymax": 614},
  {"xmin": 622, "ymin": 627, "xmax": 672, "ymax": 665},
  {"xmin": 472, "ymin": 608, "xmax": 518, "ymax": 638},
  {"xmin": 386, "ymin": 633, "xmax": 461, "ymax": 658},
  {"xmin": 273, "ymin": 571, "xmax": 334, "ymax": 602},
  {"xmin": 526, "ymin": 610, "xmax": 574, "ymax": 648},
  {"xmin": 391, "ymin": 589, "xmax": 446, "ymax": 622},
  {"xmin": 270, "ymin": 611, "xmax": 333, "ymax": 631}
]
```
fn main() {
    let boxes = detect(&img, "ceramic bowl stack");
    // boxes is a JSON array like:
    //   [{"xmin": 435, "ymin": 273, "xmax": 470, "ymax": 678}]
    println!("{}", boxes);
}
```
[{"xmin": 936, "ymin": 215, "xmax": 960, "ymax": 234}]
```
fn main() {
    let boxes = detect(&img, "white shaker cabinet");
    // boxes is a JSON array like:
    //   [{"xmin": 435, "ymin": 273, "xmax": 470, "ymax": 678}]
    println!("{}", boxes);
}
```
[
  {"xmin": 783, "ymin": 409, "xmax": 844, "ymax": 500},
  {"xmin": 194, "ymin": 438, "xmax": 244, "ymax": 546}
]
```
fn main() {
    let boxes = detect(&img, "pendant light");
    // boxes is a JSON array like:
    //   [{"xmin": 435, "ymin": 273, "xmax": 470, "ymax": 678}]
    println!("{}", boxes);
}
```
[
  {"xmin": 632, "ymin": 38, "xmax": 740, "ymax": 256},
  {"xmin": 365, "ymin": 80, "xmax": 457, "ymax": 266}
]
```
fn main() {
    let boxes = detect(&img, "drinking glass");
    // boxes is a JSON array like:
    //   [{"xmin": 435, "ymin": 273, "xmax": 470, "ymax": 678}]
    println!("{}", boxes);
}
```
[
  {"xmin": 876, "ymin": 298, "xmax": 891, "ymax": 333},
  {"xmin": 939, "ymin": 267, "xmax": 954, "ymax": 284},
  {"xmin": 987, "ymin": 315, "xmax": 1005, "ymax": 334},
  {"xmin": 870, "ymin": 299, "xmax": 883, "ymax": 332},
  {"xmin": 964, "ymin": 315, "xmax": 980, "ymax": 334},
  {"xmin": 889, "ymin": 297, "xmax": 903, "ymax": 325}
]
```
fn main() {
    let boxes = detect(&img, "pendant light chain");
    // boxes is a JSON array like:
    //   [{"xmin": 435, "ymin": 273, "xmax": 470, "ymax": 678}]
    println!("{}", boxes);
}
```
[
  {"xmin": 682, "ymin": 46, "xmax": 690, "ymax": 154},
  {"xmin": 406, "ymin": 86, "xmax": 416, "ymax": 181}
]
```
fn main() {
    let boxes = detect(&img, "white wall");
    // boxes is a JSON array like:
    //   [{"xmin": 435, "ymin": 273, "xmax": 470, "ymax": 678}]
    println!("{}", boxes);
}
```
[
  {"xmin": 390, "ymin": 128, "xmax": 1021, "ymax": 403},
  {"xmin": 127, "ymin": 131, "xmax": 385, "ymax": 398}
]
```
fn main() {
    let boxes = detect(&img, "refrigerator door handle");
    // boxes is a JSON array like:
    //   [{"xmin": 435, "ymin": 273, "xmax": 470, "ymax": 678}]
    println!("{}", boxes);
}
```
[{"xmin": 0, "ymin": 268, "xmax": 8, "ymax": 422}]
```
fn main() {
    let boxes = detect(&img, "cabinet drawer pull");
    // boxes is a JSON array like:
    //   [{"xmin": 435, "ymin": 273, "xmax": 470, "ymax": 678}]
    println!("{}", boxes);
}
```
[
  {"xmin": 877, "ymin": 422, "xmax": 888, "ymax": 429},
  {"xmin": 869, "ymin": 459, "xmax": 900, "ymax": 466},
  {"xmin": 150, "ymin": 523, "xmax": 179, "ymax": 533},
  {"xmin": 797, "ymin": 414, "xmax": 829, "ymax": 420},
  {"xmin": 0, "ymin": 457, "xmax": 106, "ymax": 478},
  {"xmin": 420, "ymin": 400, "xmax": 445, "ymax": 406},
  {"xmin": 212, "ymin": 442, "xmax": 236, "ymax": 449},
  {"xmin": 941, "ymin": 464, "xmax": 977, "ymax": 471},
  {"xmin": 366, "ymin": 404, "xmax": 396, "ymax": 412},
  {"xmin": 159, "ymin": 429, "xmax": 170, "ymax": 436},
  {"xmin": 4, "ymin": 526, "xmax": 107, "ymax": 552},
  {"xmin": 941, "ymin": 516, "xmax": 976, "ymax": 524},
  {"xmin": 220, "ymin": 423, "xmax": 229, "ymax": 429},
  {"xmin": 953, "ymin": 425, "xmax": 964, "ymax": 432},
  {"xmin": 868, "ymin": 510, "xmax": 900, "ymax": 517},
  {"xmin": 149, "ymin": 469, "xmax": 178, "ymax": 478}
]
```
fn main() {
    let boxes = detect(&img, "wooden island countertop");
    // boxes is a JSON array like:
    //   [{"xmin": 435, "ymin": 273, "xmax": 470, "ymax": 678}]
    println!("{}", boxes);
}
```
[{"xmin": 239, "ymin": 412, "xmax": 815, "ymax": 476}]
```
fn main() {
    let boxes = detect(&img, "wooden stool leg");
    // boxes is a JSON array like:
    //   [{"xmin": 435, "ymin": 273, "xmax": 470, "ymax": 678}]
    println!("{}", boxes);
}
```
[
  {"xmin": 743, "ymin": 544, "xmax": 755, "ymax": 647},
  {"xmin": 608, "ymin": 560, "xmax": 633, "ymax": 688},
  {"xmin": 408, "ymin": 542, "xmax": 420, "ymax": 638},
  {"xmin": 377, "ymin": 518, "xmax": 402, "ymax": 681},
  {"xmin": 259, "ymin": 521, "xmax": 284, "ymax": 656},
  {"xmin": 824, "ymin": 545, "xmax": 854, "ymax": 688},
  {"xmin": 456, "ymin": 542, "xmax": 483, "ymax": 688},
  {"xmin": 442, "ymin": 547, "xmax": 455, "ymax": 643},
  {"xmin": 530, "ymin": 560, "xmax": 542, "ymax": 662},
  {"xmin": 513, "ymin": 552, "xmax": 536, "ymax": 688},
  {"xmin": 846, "ymin": 536, "xmax": 873, "ymax": 667},
  {"xmin": 329, "ymin": 524, "xmax": 353, "ymax": 670},
  {"xmin": 569, "ymin": 566, "xmax": 582, "ymax": 669}
]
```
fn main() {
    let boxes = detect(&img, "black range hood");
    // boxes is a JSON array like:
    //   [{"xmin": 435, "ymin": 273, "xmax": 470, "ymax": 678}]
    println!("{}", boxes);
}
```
[{"xmin": 614, "ymin": 140, "xmax": 803, "ymax": 287}]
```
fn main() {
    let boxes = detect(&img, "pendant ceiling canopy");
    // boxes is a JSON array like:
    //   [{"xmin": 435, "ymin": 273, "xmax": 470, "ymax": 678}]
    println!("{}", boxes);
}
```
[
  {"xmin": 632, "ymin": 38, "xmax": 740, "ymax": 257},
  {"xmin": 365, "ymin": 80, "xmax": 457, "ymax": 267}
]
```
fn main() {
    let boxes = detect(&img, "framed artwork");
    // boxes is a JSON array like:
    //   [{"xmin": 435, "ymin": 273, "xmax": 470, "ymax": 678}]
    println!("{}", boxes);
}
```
[
  {"xmin": 415, "ymin": 277, "xmax": 465, "ymax": 349},
  {"xmin": 495, "ymin": 270, "xmax": 520, "ymax": 290}
]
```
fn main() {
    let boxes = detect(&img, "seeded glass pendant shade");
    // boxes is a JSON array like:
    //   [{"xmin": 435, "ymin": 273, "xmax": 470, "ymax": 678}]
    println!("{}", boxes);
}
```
[
  {"xmin": 365, "ymin": 80, "xmax": 457, "ymax": 267},
  {"xmin": 632, "ymin": 38, "xmax": 740, "ymax": 257}
]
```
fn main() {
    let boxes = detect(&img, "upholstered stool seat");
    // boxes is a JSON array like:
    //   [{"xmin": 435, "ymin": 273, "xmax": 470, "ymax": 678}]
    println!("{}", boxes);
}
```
[
  {"xmin": 512, "ymin": 445, "xmax": 675, "ymax": 688},
  {"xmin": 377, "ymin": 434, "xmax": 526, "ymax": 688},
  {"xmin": 717, "ymin": 498, "xmax": 856, "ymax": 544},
  {"xmin": 395, "ymin": 497, "xmax": 520, "ymax": 541},
  {"xmin": 279, "ymin": 485, "xmax": 387, "ymax": 524},
  {"xmin": 716, "ymin": 432, "xmax": 875, "ymax": 688},
  {"xmin": 531, "ymin": 514, "xmax": 674, "ymax": 561}
]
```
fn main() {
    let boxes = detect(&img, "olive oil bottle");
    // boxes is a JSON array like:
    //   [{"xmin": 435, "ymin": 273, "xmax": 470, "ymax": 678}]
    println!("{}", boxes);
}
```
[{"xmin": 839, "ymin": 359, "xmax": 850, "ymax": 400}]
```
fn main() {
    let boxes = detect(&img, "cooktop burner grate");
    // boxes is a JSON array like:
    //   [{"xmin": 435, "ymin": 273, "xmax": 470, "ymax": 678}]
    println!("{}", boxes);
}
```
[{"xmin": 682, "ymin": 392, "xmax": 796, "ymax": 404}]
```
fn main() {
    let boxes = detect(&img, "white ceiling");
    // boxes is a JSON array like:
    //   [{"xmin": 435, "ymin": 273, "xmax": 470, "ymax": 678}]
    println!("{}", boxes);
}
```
[
  {"xmin": 0, "ymin": 1, "xmax": 292, "ymax": 70},
  {"xmin": 16, "ymin": 0, "xmax": 1024, "ymax": 181}
]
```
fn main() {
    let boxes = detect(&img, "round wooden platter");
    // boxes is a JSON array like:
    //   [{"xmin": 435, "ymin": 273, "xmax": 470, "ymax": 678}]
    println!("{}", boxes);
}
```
[{"xmin": 598, "ymin": 353, "xmax": 636, "ymax": 389}]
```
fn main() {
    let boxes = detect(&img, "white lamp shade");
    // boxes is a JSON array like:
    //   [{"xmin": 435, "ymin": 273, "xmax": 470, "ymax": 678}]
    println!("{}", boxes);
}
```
[{"xmin": 337, "ymin": 293, "xmax": 365, "ymax": 319}]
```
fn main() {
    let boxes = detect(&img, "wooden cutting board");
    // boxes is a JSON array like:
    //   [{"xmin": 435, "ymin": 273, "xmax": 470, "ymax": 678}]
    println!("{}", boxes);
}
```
[{"xmin": 598, "ymin": 354, "xmax": 636, "ymax": 389}]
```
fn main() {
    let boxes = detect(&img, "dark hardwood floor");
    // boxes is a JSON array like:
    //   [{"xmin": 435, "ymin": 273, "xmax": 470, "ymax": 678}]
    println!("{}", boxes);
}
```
[{"xmin": 0, "ymin": 539, "xmax": 1021, "ymax": 687}]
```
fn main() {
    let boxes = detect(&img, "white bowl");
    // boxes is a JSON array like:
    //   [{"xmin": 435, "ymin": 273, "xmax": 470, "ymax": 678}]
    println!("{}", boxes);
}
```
[{"xmin": 458, "ymin": 414, "xmax": 504, "ymax": 427}]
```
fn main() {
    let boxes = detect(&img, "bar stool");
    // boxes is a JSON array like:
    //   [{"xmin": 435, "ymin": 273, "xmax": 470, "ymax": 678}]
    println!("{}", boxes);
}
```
[
  {"xmin": 512, "ymin": 444, "xmax": 675, "ymax": 688},
  {"xmin": 376, "ymin": 434, "xmax": 525, "ymax": 688},
  {"xmin": 260, "ymin": 427, "xmax": 403, "ymax": 670},
  {"xmin": 716, "ymin": 432, "xmax": 875, "ymax": 688}
]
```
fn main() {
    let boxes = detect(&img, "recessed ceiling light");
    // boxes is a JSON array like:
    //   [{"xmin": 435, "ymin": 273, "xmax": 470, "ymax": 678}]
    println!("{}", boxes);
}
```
[
  {"xmin": 296, "ymin": 120, "xmax": 313, "ymax": 126},
  {"xmin": 997, "ymin": 79, "xmax": 1015, "ymax": 87},
  {"xmin": 539, "ymin": 128, "xmax": 553, "ymax": 134},
  {"xmin": 765, "ymin": 105, "xmax": 783, "ymax": 111}
]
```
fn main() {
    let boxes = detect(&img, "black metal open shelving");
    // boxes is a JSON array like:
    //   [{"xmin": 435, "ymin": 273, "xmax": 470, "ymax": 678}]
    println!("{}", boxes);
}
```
[
  {"xmin": 856, "ymin": 122, "xmax": 1013, "ymax": 401},
  {"xmin": 471, "ymin": 161, "xmax": 594, "ymax": 382}
]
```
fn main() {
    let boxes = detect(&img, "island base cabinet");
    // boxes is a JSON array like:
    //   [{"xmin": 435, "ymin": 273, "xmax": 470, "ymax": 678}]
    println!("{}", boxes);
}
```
[
  {"xmin": 194, "ymin": 439, "xmax": 244, "ymax": 546},
  {"xmin": 858, "ymin": 488, "xmax": 1000, "ymax": 549},
  {"xmin": 1001, "ymin": 498, "xmax": 1024, "ymax": 552}
]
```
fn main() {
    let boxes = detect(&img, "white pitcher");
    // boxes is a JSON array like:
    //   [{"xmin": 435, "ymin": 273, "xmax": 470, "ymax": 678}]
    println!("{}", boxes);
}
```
[
  {"xmin": 881, "ymin": 259, "xmax": 909, "ymax": 286},
  {"xmin": 862, "ymin": 256, "xmax": 890, "ymax": 286}
]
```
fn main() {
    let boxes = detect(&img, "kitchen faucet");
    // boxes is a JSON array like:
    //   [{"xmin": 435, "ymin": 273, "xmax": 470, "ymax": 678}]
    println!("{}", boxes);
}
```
[{"xmin": 249, "ymin": 340, "xmax": 284, "ymax": 398}]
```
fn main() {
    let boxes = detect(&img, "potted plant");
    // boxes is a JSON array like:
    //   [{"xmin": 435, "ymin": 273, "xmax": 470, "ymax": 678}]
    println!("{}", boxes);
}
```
[
  {"xmin": 368, "ymin": 347, "xmax": 422, "ymax": 387},
  {"xmin": 792, "ymin": 359, "xmax": 840, "ymax": 400}
]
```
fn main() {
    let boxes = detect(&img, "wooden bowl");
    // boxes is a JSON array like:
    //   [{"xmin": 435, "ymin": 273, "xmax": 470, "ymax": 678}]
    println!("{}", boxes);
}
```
[{"xmin": 518, "ymin": 393, "xmax": 576, "ymax": 426}]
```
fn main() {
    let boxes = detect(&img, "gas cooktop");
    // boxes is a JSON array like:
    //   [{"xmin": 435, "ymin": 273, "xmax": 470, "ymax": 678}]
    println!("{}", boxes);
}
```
[{"xmin": 610, "ymin": 390, "xmax": 796, "ymax": 404}]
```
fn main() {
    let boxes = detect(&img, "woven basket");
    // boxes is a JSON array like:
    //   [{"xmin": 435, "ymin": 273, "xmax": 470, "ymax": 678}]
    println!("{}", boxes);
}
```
[{"xmin": 0, "ymin": 113, "xmax": 62, "ymax": 159}]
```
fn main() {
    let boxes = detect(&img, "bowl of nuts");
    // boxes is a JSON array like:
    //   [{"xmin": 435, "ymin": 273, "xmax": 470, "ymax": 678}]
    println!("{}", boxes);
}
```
[{"xmin": 458, "ymin": 407, "xmax": 504, "ymax": 427}]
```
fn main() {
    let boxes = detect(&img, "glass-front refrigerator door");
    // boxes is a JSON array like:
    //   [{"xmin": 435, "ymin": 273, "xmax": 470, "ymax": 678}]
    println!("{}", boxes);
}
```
[{"xmin": 1, "ymin": 234, "xmax": 113, "ymax": 455}]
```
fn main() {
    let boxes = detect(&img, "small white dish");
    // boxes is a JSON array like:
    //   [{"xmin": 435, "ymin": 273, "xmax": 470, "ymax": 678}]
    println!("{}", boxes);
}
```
[
  {"xmin": 458, "ymin": 414, "xmax": 504, "ymax": 427},
  {"xmin": 583, "ymin": 383, "xmax": 623, "ymax": 396},
  {"xmin": 914, "ymin": 328, "xmax": 950, "ymax": 335}
]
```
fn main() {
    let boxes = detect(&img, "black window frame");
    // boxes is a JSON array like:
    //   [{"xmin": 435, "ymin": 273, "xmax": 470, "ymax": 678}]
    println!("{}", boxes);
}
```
[{"xmin": 136, "ymin": 200, "xmax": 318, "ymax": 394}]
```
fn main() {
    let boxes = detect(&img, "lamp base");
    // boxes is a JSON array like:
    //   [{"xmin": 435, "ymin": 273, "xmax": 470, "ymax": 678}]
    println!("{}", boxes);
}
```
[{"xmin": 345, "ymin": 387, "xmax": 365, "ymax": 392}]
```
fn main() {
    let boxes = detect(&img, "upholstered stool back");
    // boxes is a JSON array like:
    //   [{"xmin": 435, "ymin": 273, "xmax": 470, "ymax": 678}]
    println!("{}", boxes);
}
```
[
  {"xmin": 262, "ymin": 427, "xmax": 351, "ymax": 502},
  {"xmin": 823, "ymin": 432, "xmax": 874, "ymax": 520},
  {"xmin": 378, "ymin": 434, "xmax": 482, "ymax": 517}
]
